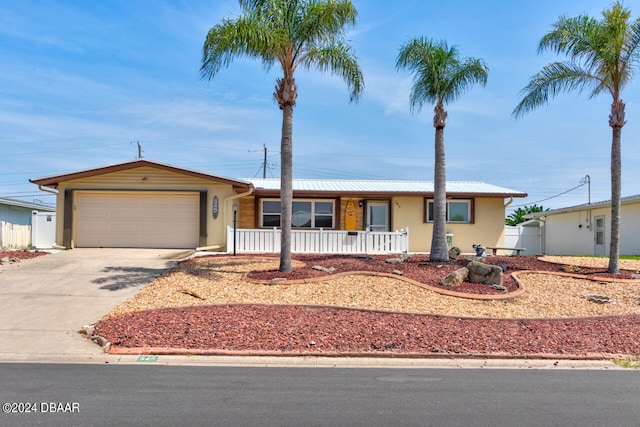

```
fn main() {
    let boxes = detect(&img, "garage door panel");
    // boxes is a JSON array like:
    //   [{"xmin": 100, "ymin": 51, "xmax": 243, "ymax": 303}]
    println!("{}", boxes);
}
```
[{"xmin": 76, "ymin": 192, "xmax": 200, "ymax": 248}]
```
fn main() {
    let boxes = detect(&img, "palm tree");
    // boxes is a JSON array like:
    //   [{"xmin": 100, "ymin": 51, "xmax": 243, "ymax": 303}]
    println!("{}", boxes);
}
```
[
  {"xmin": 513, "ymin": 1, "xmax": 640, "ymax": 274},
  {"xmin": 396, "ymin": 38, "xmax": 488, "ymax": 262},
  {"xmin": 201, "ymin": 0, "xmax": 363, "ymax": 272}
]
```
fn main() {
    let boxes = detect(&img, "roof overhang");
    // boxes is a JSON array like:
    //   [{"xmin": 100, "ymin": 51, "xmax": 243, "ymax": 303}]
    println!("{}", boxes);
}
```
[{"xmin": 30, "ymin": 159, "xmax": 253, "ymax": 191}]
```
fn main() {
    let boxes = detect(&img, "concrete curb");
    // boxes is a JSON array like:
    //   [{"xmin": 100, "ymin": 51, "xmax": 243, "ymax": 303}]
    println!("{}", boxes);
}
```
[{"xmin": 107, "ymin": 346, "xmax": 632, "ymax": 361}]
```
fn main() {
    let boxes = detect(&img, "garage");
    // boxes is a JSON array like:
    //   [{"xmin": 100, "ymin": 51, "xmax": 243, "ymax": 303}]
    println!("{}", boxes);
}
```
[{"xmin": 75, "ymin": 192, "xmax": 200, "ymax": 248}]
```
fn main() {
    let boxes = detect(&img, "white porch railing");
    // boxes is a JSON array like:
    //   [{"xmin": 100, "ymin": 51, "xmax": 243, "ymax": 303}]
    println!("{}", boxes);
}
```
[{"xmin": 227, "ymin": 227, "xmax": 409, "ymax": 254}]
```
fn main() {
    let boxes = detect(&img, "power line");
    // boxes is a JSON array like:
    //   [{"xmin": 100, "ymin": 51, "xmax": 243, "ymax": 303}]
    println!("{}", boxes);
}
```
[{"xmin": 510, "ymin": 175, "xmax": 590, "ymax": 208}]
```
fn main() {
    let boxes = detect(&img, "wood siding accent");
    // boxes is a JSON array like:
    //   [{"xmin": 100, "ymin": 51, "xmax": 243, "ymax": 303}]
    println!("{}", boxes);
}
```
[
  {"xmin": 63, "ymin": 189, "xmax": 73, "ymax": 248},
  {"xmin": 199, "ymin": 191, "xmax": 207, "ymax": 246}
]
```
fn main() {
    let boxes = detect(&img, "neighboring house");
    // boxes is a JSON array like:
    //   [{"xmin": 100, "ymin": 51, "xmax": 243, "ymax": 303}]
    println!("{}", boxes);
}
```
[
  {"xmin": 525, "ymin": 194, "xmax": 640, "ymax": 256},
  {"xmin": 0, "ymin": 197, "xmax": 56, "ymax": 248},
  {"xmin": 0, "ymin": 197, "xmax": 55, "ymax": 225},
  {"xmin": 30, "ymin": 159, "xmax": 527, "ymax": 253}
]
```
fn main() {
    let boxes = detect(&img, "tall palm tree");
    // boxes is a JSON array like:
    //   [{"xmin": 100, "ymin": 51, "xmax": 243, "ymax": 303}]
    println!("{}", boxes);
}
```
[
  {"xmin": 201, "ymin": 0, "xmax": 363, "ymax": 272},
  {"xmin": 513, "ymin": 1, "xmax": 640, "ymax": 274},
  {"xmin": 397, "ymin": 38, "xmax": 488, "ymax": 262}
]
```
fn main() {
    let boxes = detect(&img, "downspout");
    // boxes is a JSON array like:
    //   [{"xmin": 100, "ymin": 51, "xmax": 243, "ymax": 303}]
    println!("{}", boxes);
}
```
[
  {"xmin": 504, "ymin": 197, "xmax": 513, "ymax": 209},
  {"xmin": 196, "ymin": 185, "xmax": 255, "ymax": 252}
]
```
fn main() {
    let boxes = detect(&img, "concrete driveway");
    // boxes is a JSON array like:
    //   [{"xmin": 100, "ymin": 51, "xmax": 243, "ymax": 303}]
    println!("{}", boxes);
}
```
[{"xmin": 0, "ymin": 248, "xmax": 191, "ymax": 362}]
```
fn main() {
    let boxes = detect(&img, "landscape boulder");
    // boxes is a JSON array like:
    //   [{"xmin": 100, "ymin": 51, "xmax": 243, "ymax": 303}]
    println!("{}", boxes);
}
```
[
  {"xmin": 440, "ymin": 267, "xmax": 469, "ymax": 287},
  {"xmin": 386, "ymin": 253, "xmax": 412, "ymax": 264},
  {"xmin": 467, "ymin": 260, "xmax": 503, "ymax": 286},
  {"xmin": 448, "ymin": 246, "xmax": 461, "ymax": 261}
]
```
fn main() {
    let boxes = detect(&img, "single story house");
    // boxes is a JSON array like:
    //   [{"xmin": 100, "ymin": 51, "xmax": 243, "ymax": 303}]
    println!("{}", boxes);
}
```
[
  {"xmin": 30, "ymin": 159, "xmax": 527, "ymax": 253},
  {"xmin": 525, "ymin": 194, "xmax": 640, "ymax": 256},
  {"xmin": 0, "ymin": 197, "xmax": 55, "ymax": 226}
]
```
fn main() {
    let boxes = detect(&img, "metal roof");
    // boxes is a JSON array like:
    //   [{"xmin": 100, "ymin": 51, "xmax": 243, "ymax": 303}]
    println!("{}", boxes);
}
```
[
  {"xmin": 247, "ymin": 178, "xmax": 527, "ymax": 197},
  {"xmin": 526, "ymin": 194, "xmax": 640, "ymax": 218},
  {"xmin": 0, "ymin": 197, "xmax": 56, "ymax": 211}
]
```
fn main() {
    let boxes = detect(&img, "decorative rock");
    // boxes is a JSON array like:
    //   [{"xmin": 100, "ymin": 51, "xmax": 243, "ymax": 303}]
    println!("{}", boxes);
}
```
[
  {"xmin": 91, "ymin": 335, "xmax": 110, "ymax": 347},
  {"xmin": 270, "ymin": 278, "xmax": 287, "ymax": 283},
  {"xmin": 385, "ymin": 258, "xmax": 403, "ymax": 264},
  {"xmin": 562, "ymin": 265, "xmax": 580, "ymax": 273},
  {"xmin": 631, "ymin": 274, "xmax": 640, "ymax": 279},
  {"xmin": 312, "ymin": 265, "xmax": 336, "ymax": 274},
  {"xmin": 584, "ymin": 294, "xmax": 610, "ymax": 304},
  {"xmin": 392, "ymin": 270, "xmax": 403, "ymax": 276},
  {"xmin": 400, "ymin": 253, "xmax": 412, "ymax": 262},
  {"xmin": 439, "ymin": 267, "xmax": 468, "ymax": 287},
  {"xmin": 448, "ymin": 246, "xmax": 461, "ymax": 261},
  {"xmin": 80, "ymin": 325, "xmax": 95, "ymax": 336},
  {"xmin": 490, "ymin": 284, "xmax": 508, "ymax": 293},
  {"xmin": 0, "ymin": 257, "xmax": 9, "ymax": 265},
  {"xmin": 467, "ymin": 260, "xmax": 503, "ymax": 286}
]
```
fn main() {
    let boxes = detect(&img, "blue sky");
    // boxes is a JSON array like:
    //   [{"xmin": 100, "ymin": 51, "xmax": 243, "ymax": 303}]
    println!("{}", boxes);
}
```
[{"xmin": 1, "ymin": 0, "xmax": 639, "ymax": 215}]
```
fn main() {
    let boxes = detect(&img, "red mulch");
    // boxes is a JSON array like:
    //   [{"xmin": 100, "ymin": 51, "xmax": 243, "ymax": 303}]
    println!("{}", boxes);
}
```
[
  {"xmin": 0, "ymin": 250, "xmax": 48, "ymax": 261},
  {"xmin": 96, "ymin": 304, "xmax": 640, "ymax": 357},
  {"xmin": 95, "ymin": 255, "xmax": 640, "ymax": 358}
]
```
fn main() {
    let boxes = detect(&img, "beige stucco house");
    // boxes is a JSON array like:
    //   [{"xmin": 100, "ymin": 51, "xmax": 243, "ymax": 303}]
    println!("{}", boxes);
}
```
[
  {"xmin": 525, "ymin": 194, "xmax": 640, "ymax": 256},
  {"xmin": 30, "ymin": 159, "xmax": 527, "ymax": 253}
]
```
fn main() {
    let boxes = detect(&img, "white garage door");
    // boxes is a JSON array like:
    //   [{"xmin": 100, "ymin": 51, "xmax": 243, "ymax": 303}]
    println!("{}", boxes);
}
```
[{"xmin": 75, "ymin": 192, "xmax": 200, "ymax": 248}]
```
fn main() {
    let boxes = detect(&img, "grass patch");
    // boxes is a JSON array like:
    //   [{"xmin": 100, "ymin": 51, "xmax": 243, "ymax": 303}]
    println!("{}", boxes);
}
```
[{"xmin": 613, "ymin": 357, "xmax": 640, "ymax": 369}]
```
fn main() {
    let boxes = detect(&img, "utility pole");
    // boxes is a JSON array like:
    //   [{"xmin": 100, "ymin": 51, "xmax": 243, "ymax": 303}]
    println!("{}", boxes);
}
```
[
  {"xmin": 263, "ymin": 144, "xmax": 267, "ymax": 178},
  {"xmin": 131, "ymin": 141, "xmax": 143, "ymax": 158},
  {"xmin": 581, "ymin": 175, "xmax": 591, "ymax": 204}
]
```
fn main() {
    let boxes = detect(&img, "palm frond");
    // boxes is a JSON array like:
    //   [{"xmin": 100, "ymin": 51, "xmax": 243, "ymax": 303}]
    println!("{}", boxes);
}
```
[
  {"xmin": 514, "ymin": 2, "xmax": 640, "ymax": 117},
  {"xmin": 396, "ymin": 37, "xmax": 487, "ymax": 113},
  {"xmin": 513, "ymin": 62, "xmax": 602, "ymax": 118},
  {"xmin": 304, "ymin": 40, "xmax": 364, "ymax": 102}
]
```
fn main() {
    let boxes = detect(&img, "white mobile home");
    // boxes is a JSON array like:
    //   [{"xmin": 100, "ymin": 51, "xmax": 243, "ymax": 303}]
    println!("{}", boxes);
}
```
[{"xmin": 526, "ymin": 195, "xmax": 640, "ymax": 256}]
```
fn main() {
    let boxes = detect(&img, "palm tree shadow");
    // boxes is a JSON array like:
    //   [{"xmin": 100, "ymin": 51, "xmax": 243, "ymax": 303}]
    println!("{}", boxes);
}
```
[{"xmin": 93, "ymin": 266, "xmax": 168, "ymax": 291}]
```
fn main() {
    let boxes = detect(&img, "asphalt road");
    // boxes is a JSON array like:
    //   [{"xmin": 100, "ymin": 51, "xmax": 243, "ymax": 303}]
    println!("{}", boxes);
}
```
[{"xmin": 1, "ymin": 364, "xmax": 639, "ymax": 427}]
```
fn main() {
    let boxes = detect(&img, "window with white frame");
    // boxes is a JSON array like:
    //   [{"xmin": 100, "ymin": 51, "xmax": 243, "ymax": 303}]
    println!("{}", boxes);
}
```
[
  {"xmin": 260, "ymin": 199, "xmax": 335, "ymax": 228},
  {"xmin": 425, "ymin": 199, "xmax": 473, "ymax": 223}
]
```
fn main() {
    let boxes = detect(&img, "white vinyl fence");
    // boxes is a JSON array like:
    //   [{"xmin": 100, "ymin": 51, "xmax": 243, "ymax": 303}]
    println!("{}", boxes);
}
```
[
  {"xmin": 31, "ymin": 211, "xmax": 56, "ymax": 249},
  {"xmin": 0, "ymin": 221, "xmax": 31, "ymax": 248},
  {"xmin": 228, "ymin": 227, "xmax": 409, "ymax": 254},
  {"xmin": 505, "ymin": 222, "xmax": 542, "ymax": 255}
]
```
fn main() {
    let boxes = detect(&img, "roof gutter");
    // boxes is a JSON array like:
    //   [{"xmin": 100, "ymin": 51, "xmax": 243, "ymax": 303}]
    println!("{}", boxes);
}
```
[{"xmin": 38, "ymin": 185, "xmax": 59, "ymax": 196}]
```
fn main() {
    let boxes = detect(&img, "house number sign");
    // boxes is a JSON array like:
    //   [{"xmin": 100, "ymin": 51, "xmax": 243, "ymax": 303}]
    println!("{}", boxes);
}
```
[{"xmin": 212, "ymin": 196, "xmax": 219, "ymax": 219}]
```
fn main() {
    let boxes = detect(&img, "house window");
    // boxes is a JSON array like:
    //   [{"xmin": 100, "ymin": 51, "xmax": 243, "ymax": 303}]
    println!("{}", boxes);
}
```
[
  {"xmin": 426, "ymin": 199, "xmax": 473, "ymax": 223},
  {"xmin": 260, "ymin": 199, "xmax": 335, "ymax": 228}
]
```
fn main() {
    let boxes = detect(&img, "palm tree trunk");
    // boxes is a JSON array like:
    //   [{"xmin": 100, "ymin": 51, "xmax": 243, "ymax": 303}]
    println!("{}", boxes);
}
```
[
  {"xmin": 279, "ymin": 103, "xmax": 293, "ymax": 272},
  {"xmin": 607, "ymin": 99, "xmax": 625, "ymax": 274},
  {"xmin": 430, "ymin": 103, "xmax": 449, "ymax": 262},
  {"xmin": 275, "ymin": 77, "xmax": 297, "ymax": 273}
]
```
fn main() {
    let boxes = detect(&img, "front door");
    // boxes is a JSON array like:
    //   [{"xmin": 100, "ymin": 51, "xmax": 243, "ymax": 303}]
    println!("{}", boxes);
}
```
[
  {"xmin": 367, "ymin": 201, "xmax": 389, "ymax": 232},
  {"xmin": 594, "ymin": 215, "xmax": 606, "ymax": 256}
]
